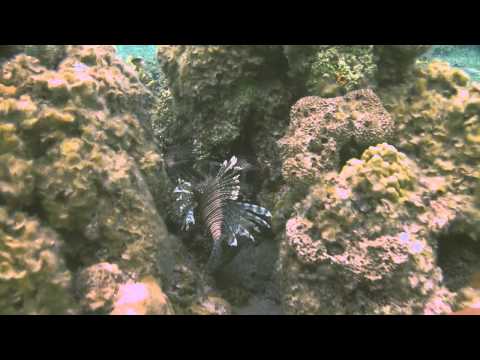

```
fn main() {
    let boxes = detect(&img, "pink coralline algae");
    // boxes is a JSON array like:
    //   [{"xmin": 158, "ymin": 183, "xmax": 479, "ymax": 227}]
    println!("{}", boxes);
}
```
[
  {"xmin": 278, "ymin": 89, "xmax": 394, "ymax": 186},
  {"xmin": 278, "ymin": 143, "xmax": 456, "ymax": 314}
]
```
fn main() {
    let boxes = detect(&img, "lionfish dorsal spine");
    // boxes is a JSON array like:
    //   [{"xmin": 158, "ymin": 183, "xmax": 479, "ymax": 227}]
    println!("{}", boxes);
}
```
[{"xmin": 171, "ymin": 153, "xmax": 272, "ymax": 272}]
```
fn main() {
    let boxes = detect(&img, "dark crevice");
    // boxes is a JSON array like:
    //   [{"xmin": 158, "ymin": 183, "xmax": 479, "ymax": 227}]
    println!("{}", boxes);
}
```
[
  {"xmin": 60, "ymin": 228, "xmax": 104, "ymax": 273},
  {"xmin": 437, "ymin": 231, "xmax": 480, "ymax": 292},
  {"xmin": 338, "ymin": 137, "xmax": 365, "ymax": 170},
  {"xmin": 20, "ymin": 192, "xmax": 46, "ymax": 220}
]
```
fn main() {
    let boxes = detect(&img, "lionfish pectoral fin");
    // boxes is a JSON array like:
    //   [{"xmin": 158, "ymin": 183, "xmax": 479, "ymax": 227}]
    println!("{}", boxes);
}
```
[
  {"xmin": 228, "ymin": 234, "xmax": 238, "ymax": 247},
  {"xmin": 181, "ymin": 209, "xmax": 195, "ymax": 231}
]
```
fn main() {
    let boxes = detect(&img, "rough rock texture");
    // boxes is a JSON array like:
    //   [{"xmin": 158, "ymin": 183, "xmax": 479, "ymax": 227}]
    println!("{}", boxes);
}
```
[
  {"xmin": 3, "ymin": 45, "xmax": 478, "ymax": 315},
  {"xmin": 0, "ymin": 45, "xmax": 68, "ymax": 69},
  {"xmin": 437, "ymin": 233, "xmax": 480, "ymax": 300},
  {"xmin": 377, "ymin": 61, "xmax": 480, "ymax": 308},
  {"xmin": 0, "ymin": 207, "xmax": 76, "ymax": 314},
  {"xmin": 278, "ymin": 89, "xmax": 394, "ymax": 186},
  {"xmin": 374, "ymin": 45, "xmax": 432, "ymax": 85},
  {"xmin": 75, "ymin": 262, "xmax": 128, "ymax": 313},
  {"xmin": 283, "ymin": 45, "xmax": 430, "ymax": 94},
  {"xmin": 279, "ymin": 144, "xmax": 455, "ymax": 314},
  {"xmin": 208, "ymin": 238, "xmax": 282, "ymax": 313},
  {"xmin": 189, "ymin": 294, "xmax": 232, "ymax": 315},
  {"xmin": 217, "ymin": 240, "xmax": 278, "ymax": 294},
  {"xmin": 307, "ymin": 46, "xmax": 376, "ymax": 96},
  {"xmin": 111, "ymin": 276, "xmax": 175, "ymax": 315},
  {"xmin": 165, "ymin": 244, "xmax": 227, "ymax": 314},
  {"xmin": 284, "ymin": 46, "xmax": 376, "ymax": 97},
  {"xmin": 125, "ymin": 56, "xmax": 174, "ymax": 143},
  {"xmin": 155, "ymin": 46, "xmax": 301, "ymax": 307},
  {"xmin": 282, "ymin": 45, "xmax": 321, "ymax": 91},
  {"xmin": 0, "ymin": 45, "xmax": 177, "ymax": 314},
  {"xmin": 274, "ymin": 59, "xmax": 480, "ymax": 314},
  {"xmin": 381, "ymin": 60, "xmax": 480, "ymax": 242},
  {"xmin": 157, "ymin": 45, "xmax": 294, "ymax": 196},
  {"xmin": 74, "ymin": 245, "xmax": 225, "ymax": 315}
]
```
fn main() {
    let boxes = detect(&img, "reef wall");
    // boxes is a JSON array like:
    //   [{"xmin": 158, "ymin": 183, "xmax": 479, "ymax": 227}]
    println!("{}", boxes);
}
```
[
  {"xmin": 0, "ymin": 45, "xmax": 179, "ymax": 314},
  {"xmin": 1, "ymin": 45, "xmax": 479, "ymax": 314}
]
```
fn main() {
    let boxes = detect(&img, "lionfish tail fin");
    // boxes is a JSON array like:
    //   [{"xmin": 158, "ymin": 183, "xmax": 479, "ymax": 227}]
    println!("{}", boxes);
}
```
[{"xmin": 205, "ymin": 238, "xmax": 225, "ymax": 274}]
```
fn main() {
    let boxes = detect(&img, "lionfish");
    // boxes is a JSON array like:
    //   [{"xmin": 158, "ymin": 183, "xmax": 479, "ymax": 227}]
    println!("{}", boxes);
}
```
[{"xmin": 165, "ymin": 143, "xmax": 272, "ymax": 273}]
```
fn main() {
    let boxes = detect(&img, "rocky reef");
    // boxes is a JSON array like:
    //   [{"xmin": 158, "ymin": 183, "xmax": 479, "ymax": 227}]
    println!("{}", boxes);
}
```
[
  {"xmin": 381, "ymin": 61, "xmax": 480, "ymax": 240},
  {"xmin": 283, "ymin": 45, "xmax": 431, "ymax": 96},
  {"xmin": 278, "ymin": 143, "xmax": 455, "ymax": 314},
  {"xmin": 273, "ymin": 53, "xmax": 480, "ymax": 314},
  {"xmin": 1, "ymin": 45, "xmax": 479, "ymax": 315},
  {"xmin": 0, "ymin": 207, "xmax": 76, "ymax": 314},
  {"xmin": 0, "ymin": 45, "xmax": 214, "ymax": 314},
  {"xmin": 279, "ymin": 88, "xmax": 394, "ymax": 186},
  {"xmin": 156, "ymin": 46, "xmax": 295, "ymax": 202},
  {"xmin": 380, "ymin": 60, "xmax": 480, "ymax": 309},
  {"xmin": 374, "ymin": 45, "xmax": 432, "ymax": 85},
  {"xmin": 284, "ymin": 45, "xmax": 377, "ymax": 97}
]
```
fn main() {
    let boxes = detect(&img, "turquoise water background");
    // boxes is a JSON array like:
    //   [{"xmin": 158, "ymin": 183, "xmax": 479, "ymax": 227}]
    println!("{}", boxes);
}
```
[
  {"xmin": 115, "ymin": 45, "xmax": 157, "ymax": 63},
  {"xmin": 422, "ymin": 45, "xmax": 480, "ymax": 81}
]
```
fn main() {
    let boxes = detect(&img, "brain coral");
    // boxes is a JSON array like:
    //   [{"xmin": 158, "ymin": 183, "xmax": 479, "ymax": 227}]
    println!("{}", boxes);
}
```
[{"xmin": 279, "ymin": 144, "xmax": 455, "ymax": 315}]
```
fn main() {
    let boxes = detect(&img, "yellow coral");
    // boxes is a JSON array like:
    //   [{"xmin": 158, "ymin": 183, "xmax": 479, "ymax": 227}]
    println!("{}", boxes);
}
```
[
  {"xmin": 0, "ymin": 84, "xmax": 16, "ymax": 96},
  {"xmin": 0, "ymin": 207, "xmax": 76, "ymax": 314},
  {"xmin": 342, "ymin": 143, "xmax": 416, "ymax": 203}
]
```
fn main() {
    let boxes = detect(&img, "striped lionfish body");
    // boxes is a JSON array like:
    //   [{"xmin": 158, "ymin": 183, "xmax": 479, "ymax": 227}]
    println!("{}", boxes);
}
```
[{"xmin": 172, "ymin": 156, "xmax": 272, "ymax": 273}]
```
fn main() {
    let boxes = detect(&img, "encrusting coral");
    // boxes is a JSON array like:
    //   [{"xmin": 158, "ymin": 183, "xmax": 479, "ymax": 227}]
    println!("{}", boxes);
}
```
[
  {"xmin": 111, "ymin": 275, "xmax": 175, "ymax": 315},
  {"xmin": 1, "ymin": 45, "xmax": 479, "ymax": 315},
  {"xmin": 380, "ymin": 60, "xmax": 480, "ymax": 241},
  {"xmin": 274, "ymin": 58, "xmax": 480, "ymax": 314},
  {"xmin": 278, "ymin": 143, "xmax": 455, "ymax": 314},
  {"xmin": 157, "ymin": 46, "xmax": 295, "ymax": 201},
  {"xmin": 278, "ymin": 88, "xmax": 394, "ymax": 186},
  {"xmin": 283, "ymin": 45, "xmax": 430, "ymax": 96},
  {"xmin": 282, "ymin": 46, "xmax": 376, "ymax": 97},
  {"xmin": 0, "ymin": 207, "xmax": 76, "ymax": 314},
  {"xmin": 375, "ymin": 60, "xmax": 480, "ymax": 307},
  {"xmin": 0, "ymin": 45, "xmax": 179, "ymax": 314}
]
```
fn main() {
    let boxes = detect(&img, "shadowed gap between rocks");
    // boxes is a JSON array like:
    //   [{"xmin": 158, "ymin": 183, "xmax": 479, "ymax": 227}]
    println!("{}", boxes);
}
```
[{"xmin": 437, "ymin": 231, "xmax": 480, "ymax": 292}]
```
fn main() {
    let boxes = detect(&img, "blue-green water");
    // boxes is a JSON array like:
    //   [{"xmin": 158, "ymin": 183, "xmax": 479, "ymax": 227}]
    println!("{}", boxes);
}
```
[
  {"xmin": 115, "ymin": 45, "xmax": 157, "ymax": 63},
  {"xmin": 421, "ymin": 45, "xmax": 480, "ymax": 81}
]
